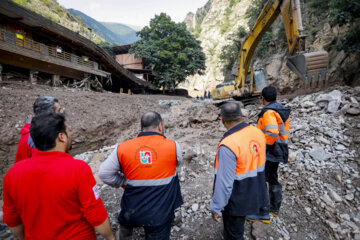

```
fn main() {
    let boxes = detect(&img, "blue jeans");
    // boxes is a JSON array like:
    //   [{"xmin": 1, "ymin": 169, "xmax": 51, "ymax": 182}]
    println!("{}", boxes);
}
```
[{"xmin": 120, "ymin": 215, "xmax": 173, "ymax": 240}]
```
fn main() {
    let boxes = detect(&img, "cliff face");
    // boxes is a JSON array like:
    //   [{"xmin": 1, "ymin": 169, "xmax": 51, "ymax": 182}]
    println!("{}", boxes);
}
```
[
  {"xmin": 181, "ymin": 0, "xmax": 360, "ymax": 92},
  {"xmin": 180, "ymin": 0, "xmax": 251, "ymax": 91}
]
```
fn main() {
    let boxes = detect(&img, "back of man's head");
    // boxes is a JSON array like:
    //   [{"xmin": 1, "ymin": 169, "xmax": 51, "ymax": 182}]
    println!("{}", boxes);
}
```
[
  {"xmin": 141, "ymin": 111, "xmax": 163, "ymax": 131},
  {"xmin": 261, "ymin": 86, "xmax": 277, "ymax": 102},
  {"xmin": 221, "ymin": 102, "xmax": 242, "ymax": 123},
  {"xmin": 33, "ymin": 96, "xmax": 58, "ymax": 115},
  {"xmin": 30, "ymin": 112, "xmax": 66, "ymax": 151}
]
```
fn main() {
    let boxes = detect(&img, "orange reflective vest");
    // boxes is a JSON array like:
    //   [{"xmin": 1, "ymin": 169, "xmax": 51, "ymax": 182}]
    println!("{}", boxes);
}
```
[
  {"xmin": 214, "ymin": 122, "xmax": 267, "ymax": 215},
  {"xmin": 116, "ymin": 132, "xmax": 182, "ymax": 227},
  {"xmin": 258, "ymin": 102, "xmax": 291, "ymax": 163}
]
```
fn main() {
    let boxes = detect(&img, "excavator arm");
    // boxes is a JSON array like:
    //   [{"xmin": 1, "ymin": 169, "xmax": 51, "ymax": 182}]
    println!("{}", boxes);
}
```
[{"xmin": 212, "ymin": 0, "xmax": 328, "ymax": 100}]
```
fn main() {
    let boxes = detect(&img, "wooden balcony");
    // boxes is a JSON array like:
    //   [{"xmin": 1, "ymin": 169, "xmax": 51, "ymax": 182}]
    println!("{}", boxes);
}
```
[{"xmin": 0, "ymin": 28, "xmax": 108, "ymax": 79}]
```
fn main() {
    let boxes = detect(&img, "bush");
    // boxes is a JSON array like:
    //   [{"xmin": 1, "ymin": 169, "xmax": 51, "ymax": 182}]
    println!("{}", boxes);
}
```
[
  {"xmin": 329, "ymin": 0, "xmax": 360, "ymax": 26},
  {"xmin": 337, "ymin": 25, "xmax": 360, "ymax": 53}
]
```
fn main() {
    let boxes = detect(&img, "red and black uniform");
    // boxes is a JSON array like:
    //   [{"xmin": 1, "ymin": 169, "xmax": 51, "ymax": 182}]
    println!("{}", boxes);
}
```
[
  {"xmin": 3, "ymin": 151, "xmax": 108, "ymax": 239},
  {"xmin": 14, "ymin": 119, "xmax": 38, "ymax": 163},
  {"xmin": 117, "ymin": 132, "xmax": 183, "ymax": 227}
]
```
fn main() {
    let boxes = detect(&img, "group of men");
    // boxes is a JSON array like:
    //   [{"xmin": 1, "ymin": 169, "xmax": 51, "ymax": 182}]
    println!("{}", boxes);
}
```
[{"xmin": 1, "ymin": 85, "xmax": 290, "ymax": 240}]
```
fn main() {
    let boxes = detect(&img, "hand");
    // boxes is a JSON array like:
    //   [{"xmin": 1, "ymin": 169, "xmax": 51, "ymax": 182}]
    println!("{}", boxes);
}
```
[{"xmin": 212, "ymin": 212, "xmax": 221, "ymax": 223}]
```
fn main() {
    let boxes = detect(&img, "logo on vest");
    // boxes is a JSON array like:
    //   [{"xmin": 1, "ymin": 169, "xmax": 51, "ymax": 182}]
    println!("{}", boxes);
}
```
[
  {"xmin": 140, "ymin": 151, "xmax": 152, "ymax": 164},
  {"xmin": 249, "ymin": 140, "xmax": 260, "ymax": 157}
]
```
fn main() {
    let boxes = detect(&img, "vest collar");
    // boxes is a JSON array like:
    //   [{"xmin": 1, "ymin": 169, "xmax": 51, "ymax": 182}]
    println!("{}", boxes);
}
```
[
  {"xmin": 138, "ymin": 131, "xmax": 166, "ymax": 138},
  {"xmin": 221, "ymin": 122, "xmax": 249, "ymax": 141}
]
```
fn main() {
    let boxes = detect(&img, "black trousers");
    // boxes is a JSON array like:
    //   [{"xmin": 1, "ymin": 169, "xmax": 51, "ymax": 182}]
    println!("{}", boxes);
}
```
[
  {"xmin": 222, "ymin": 213, "xmax": 245, "ymax": 240},
  {"xmin": 265, "ymin": 161, "xmax": 279, "ymax": 185}
]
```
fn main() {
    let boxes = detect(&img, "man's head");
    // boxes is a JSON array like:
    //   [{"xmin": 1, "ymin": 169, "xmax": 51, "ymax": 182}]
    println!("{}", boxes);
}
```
[
  {"xmin": 141, "ymin": 111, "xmax": 163, "ymax": 133},
  {"xmin": 221, "ymin": 102, "xmax": 242, "ymax": 129},
  {"xmin": 33, "ymin": 96, "xmax": 62, "ymax": 115},
  {"xmin": 30, "ymin": 112, "xmax": 72, "ymax": 152},
  {"xmin": 261, "ymin": 86, "xmax": 277, "ymax": 105}
]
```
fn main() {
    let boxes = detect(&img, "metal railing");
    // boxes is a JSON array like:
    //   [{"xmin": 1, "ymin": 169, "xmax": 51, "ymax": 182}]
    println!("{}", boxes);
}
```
[{"xmin": 0, "ymin": 28, "xmax": 96, "ymax": 69}]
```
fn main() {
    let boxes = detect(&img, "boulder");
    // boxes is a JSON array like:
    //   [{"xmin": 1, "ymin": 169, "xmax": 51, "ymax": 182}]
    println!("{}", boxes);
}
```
[
  {"xmin": 309, "ymin": 148, "xmax": 331, "ymax": 161},
  {"xmin": 316, "ymin": 90, "xmax": 342, "ymax": 113}
]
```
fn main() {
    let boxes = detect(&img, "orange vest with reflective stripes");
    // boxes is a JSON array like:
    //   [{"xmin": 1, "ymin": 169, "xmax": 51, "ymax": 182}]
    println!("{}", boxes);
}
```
[
  {"xmin": 117, "ymin": 134, "xmax": 176, "ymax": 184},
  {"xmin": 215, "ymin": 124, "xmax": 266, "ymax": 177},
  {"xmin": 214, "ymin": 123, "xmax": 267, "ymax": 215},
  {"xmin": 116, "ymin": 132, "xmax": 182, "ymax": 227},
  {"xmin": 257, "ymin": 102, "xmax": 291, "ymax": 163}
]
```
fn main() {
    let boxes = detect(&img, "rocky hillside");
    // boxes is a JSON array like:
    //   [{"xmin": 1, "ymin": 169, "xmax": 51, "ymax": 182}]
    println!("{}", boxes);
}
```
[
  {"xmin": 181, "ymin": 0, "xmax": 360, "ymax": 93},
  {"xmin": 181, "ymin": 0, "xmax": 251, "ymax": 90},
  {"xmin": 12, "ymin": 0, "xmax": 106, "ymax": 43}
]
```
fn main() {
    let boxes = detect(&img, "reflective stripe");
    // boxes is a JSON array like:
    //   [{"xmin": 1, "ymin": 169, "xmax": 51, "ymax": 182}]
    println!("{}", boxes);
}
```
[
  {"xmin": 234, "ymin": 164, "xmax": 265, "ymax": 181},
  {"xmin": 280, "ymin": 122, "xmax": 285, "ymax": 132},
  {"xmin": 215, "ymin": 169, "xmax": 217, "ymax": 174},
  {"xmin": 276, "ymin": 139, "xmax": 288, "ymax": 144},
  {"xmin": 265, "ymin": 132, "xmax": 278, "ymax": 138},
  {"xmin": 280, "ymin": 130, "xmax": 290, "ymax": 135},
  {"xmin": 127, "ymin": 173, "xmax": 176, "ymax": 187},
  {"xmin": 265, "ymin": 124, "xmax": 278, "ymax": 130}
]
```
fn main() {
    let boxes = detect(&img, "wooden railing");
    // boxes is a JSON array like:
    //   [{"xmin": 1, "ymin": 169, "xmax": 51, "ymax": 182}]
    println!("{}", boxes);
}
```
[{"xmin": 0, "ymin": 28, "xmax": 97, "ymax": 70}]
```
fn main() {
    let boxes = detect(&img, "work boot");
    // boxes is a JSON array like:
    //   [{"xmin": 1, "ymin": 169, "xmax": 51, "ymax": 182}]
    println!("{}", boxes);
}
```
[
  {"xmin": 269, "ymin": 184, "xmax": 282, "ymax": 217},
  {"xmin": 246, "ymin": 214, "xmax": 270, "ymax": 224}
]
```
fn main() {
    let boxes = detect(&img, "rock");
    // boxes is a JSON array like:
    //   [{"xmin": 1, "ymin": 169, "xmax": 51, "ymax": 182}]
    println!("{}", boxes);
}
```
[
  {"xmin": 327, "ymin": 220, "xmax": 339, "ymax": 231},
  {"xmin": 183, "ymin": 150, "xmax": 197, "ymax": 162},
  {"xmin": 316, "ymin": 90, "xmax": 342, "ymax": 113},
  {"xmin": 346, "ymin": 107, "xmax": 360, "ymax": 116},
  {"xmin": 288, "ymin": 151, "xmax": 298, "ymax": 163},
  {"xmin": 344, "ymin": 193, "xmax": 354, "ymax": 201},
  {"xmin": 322, "ymin": 194, "xmax": 335, "ymax": 208},
  {"xmin": 309, "ymin": 148, "xmax": 330, "ymax": 161},
  {"xmin": 340, "ymin": 214, "xmax": 351, "ymax": 221},
  {"xmin": 335, "ymin": 145, "xmax": 346, "ymax": 151},
  {"xmin": 251, "ymin": 221, "xmax": 271, "ymax": 239},
  {"xmin": 191, "ymin": 203, "xmax": 199, "ymax": 212},
  {"xmin": 304, "ymin": 207, "xmax": 312, "ymax": 216},
  {"xmin": 173, "ymin": 226, "xmax": 181, "ymax": 232},
  {"xmin": 329, "ymin": 190, "xmax": 342, "ymax": 202},
  {"xmin": 301, "ymin": 101, "xmax": 316, "ymax": 108},
  {"xmin": 315, "ymin": 135, "xmax": 330, "ymax": 145}
]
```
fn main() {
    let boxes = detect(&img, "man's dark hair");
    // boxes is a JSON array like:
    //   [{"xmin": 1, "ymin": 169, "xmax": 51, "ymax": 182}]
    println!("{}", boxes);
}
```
[
  {"xmin": 261, "ymin": 86, "xmax": 277, "ymax": 102},
  {"xmin": 221, "ymin": 102, "xmax": 242, "ymax": 123},
  {"xmin": 33, "ymin": 96, "xmax": 58, "ymax": 115},
  {"xmin": 30, "ymin": 112, "xmax": 66, "ymax": 151},
  {"xmin": 141, "ymin": 111, "xmax": 163, "ymax": 131}
]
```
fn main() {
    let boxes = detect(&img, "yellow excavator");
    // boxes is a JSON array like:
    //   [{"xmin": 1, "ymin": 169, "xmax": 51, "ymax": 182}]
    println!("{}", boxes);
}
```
[{"xmin": 211, "ymin": 0, "xmax": 329, "ymax": 100}]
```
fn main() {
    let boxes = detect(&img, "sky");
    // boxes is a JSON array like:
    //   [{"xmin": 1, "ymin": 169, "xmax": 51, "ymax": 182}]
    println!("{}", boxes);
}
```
[{"xmin": 57, "ymin": 0, "xmax": 209, "ymax": 27}]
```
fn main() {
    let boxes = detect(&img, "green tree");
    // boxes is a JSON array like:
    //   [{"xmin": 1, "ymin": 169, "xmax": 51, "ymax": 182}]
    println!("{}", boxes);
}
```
[
  {"xmin": 129, "ymin": 13, "xmax": 206, "ymax": 89},
  {"xmin": 329, "ymin": 0, "xmax": 360, "ymax": 26}
]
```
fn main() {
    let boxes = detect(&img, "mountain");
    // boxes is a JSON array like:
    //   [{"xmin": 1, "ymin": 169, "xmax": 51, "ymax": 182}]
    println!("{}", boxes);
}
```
[
  {"xmin": 68, "ymin": 8, "xmax": 126, "ymax": 45},
  {"xmin": 11, "ymin": 0, "xmax": 105, "ymax": 44},
  {"xmin": 101, "ymin": 22, "xmax": 140, "ymax": 44}
]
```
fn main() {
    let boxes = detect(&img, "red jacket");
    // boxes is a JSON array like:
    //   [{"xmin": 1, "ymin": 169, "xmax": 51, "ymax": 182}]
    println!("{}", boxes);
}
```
[
  {"xmin": 14, "ymin": 122, "xmax": 37, "ymax": 163},
  {"xmin": 3, "ymin": 151, "xmax": 108, "ymax": 239}
]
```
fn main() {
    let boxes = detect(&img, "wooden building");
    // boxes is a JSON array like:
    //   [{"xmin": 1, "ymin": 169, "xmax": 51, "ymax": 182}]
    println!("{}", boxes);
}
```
[
  {"xmin": 0, "ymin": 0, "xmax": 154, "ymax": 92},
  {"xmin": 113, "ymin": 45, "xmax": 157, "ymax": 82}
]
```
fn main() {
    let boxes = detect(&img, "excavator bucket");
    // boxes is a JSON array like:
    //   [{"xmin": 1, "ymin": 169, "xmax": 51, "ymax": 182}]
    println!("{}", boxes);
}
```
[{"xmin": 286, "ymin": 51, "xmax": 329, "ymax": 89}]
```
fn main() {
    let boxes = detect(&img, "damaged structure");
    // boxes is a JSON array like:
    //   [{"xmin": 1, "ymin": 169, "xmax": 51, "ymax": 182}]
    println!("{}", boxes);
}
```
[{"xmin": 0, "ymin": 0, "xmax": 155, "ymax": 93}]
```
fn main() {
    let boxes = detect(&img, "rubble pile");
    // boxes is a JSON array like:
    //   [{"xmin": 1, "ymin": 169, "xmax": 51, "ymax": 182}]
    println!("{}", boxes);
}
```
[
  {"xmin": 3, "ymin": 86, "xmax": 358, "ymax": 240},
  {"xmin": 77, "ymin": 86, "xmax": 359, "ymax": 240}
]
